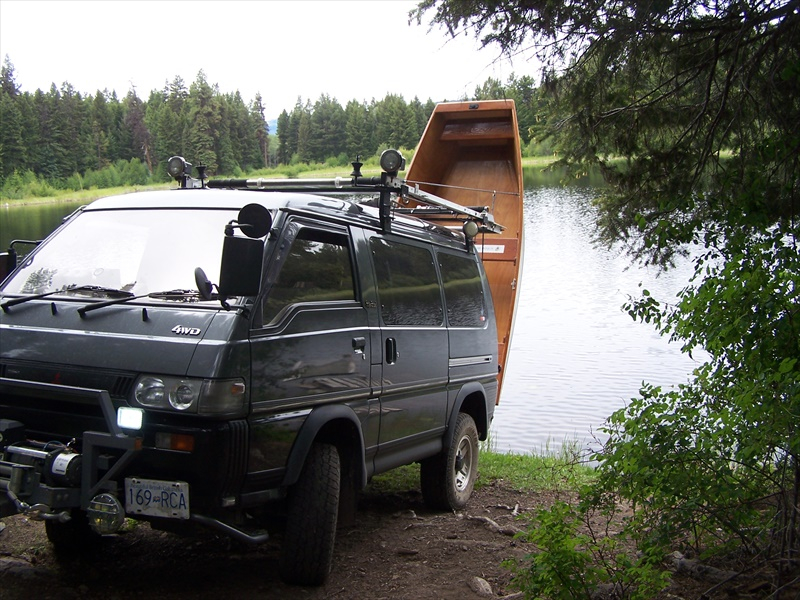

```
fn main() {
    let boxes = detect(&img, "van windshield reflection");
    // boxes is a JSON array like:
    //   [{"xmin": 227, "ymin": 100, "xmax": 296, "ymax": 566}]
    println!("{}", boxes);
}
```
[{"xmin": 1, "ymin": 209, "xmax": 238, "ymax": 304}]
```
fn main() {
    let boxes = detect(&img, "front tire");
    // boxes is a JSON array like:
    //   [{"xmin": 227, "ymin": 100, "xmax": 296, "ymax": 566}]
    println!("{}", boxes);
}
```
[
  {"xmin": 421, "ymin": 412, "xmax": 479, "ymax": 510},
  {"xmin": 279, "ymin": 442, "xmax": 341, "ymax": 586},
  {"xmin": 45, "ymin": 509, "xmax": 100, "ymax": 552}
]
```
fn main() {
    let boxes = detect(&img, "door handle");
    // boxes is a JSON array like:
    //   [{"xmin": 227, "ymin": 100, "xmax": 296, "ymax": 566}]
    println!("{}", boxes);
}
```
[
  {"xmin": 385, "ymin": 337, "xmax": 398, "ymax": 365},
  {"xmin": 352, "ymin": 336, "xmax": 367, "ymax": 359}
]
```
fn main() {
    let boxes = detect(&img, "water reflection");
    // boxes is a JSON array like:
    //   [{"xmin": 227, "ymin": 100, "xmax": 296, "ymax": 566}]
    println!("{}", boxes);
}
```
[
  {"xmin": 492, "ymin": 186, "xmax": 703, "ymax": 454},
  {"xmin": 522, "ymin": 165, "xmax": 608, "ymax": 190},
  {"xmin": 1, "ymin": 201, "xmax": 84, "ymax": 250}
]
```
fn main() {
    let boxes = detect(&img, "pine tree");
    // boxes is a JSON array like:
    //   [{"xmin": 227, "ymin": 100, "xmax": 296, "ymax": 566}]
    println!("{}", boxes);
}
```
[
  {"xmin": 344, "ymin": 100, "xmax": 374, "ymax": 159},
  {"xmin": 276, "ymin": 109, "xmax": 290, "ymax": 165},
  {"xmin": 1, "ymin": 55, "xmax": 20, "ymax": 97},
  {"xmin": 89, "ymin": 91, "xmax": 111, "ymax": 169},
  {"xmin": 0, "ymin": 58, "xmax": 26, "ymax": 182},
  {"xmin": 251, "ymin": 93, "xmax": 269, "ymax": 168},
  {"xmin": 185, "ymin": 71, "xmax": 220, "ymax": 173},
  {"xmin": 122, "ymin": 89, "xmax": 151, "ymax": 173},
  {"xmin": 309, "ymin": 94, "xmax": 345, "ymax": 162}
]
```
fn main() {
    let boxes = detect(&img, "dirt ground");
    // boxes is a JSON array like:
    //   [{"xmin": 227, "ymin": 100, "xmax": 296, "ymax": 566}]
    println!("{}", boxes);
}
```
[{"xmin": 0, "ymin": 478, "xmax": 790, "ymax": 600}]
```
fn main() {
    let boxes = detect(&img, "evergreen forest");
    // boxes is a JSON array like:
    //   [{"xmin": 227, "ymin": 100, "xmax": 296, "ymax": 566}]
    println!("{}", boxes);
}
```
[{"xmin": 0, "ymin": 56, "xmax": 544, "ymax": 199}]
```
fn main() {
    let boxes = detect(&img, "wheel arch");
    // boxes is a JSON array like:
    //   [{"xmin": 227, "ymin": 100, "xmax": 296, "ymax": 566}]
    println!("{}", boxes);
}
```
[
  {"xmin": 281, "ymin": 404, "xmax": 367, "ymax": 491},
  {"xmin": 449, "ymin": 382, "xmax": 490, "ymax": 444}
]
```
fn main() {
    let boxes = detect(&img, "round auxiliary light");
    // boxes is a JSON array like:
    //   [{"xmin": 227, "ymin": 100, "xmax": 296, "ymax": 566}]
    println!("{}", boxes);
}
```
[
  {"xmin": 379, "ymin": 149, "xmax": 405, "ymax": 174},
  {"xmin": 167, "ymin": 155, "xmax": 190, "ymax": 179},
  {"xmin": 463, "ymin": 220, "xmax": 480, "ymax": 239},
  {"xmin": 87, "ymin": 493, "xmax": 125, "ymax": 535}
]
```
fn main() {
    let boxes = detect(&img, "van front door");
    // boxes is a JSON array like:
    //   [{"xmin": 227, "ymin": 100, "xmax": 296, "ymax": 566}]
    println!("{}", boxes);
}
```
[{"xmin": 248, "ymin": 221, "xmax": 377, "ymax": 471}]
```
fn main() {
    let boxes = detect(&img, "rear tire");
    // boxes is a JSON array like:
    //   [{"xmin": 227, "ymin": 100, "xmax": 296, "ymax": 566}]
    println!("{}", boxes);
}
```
[
  {"xmin": 279, "ymin": 442, "xmax": 341, "ymax": 586},
  {"xmin": 421, "ymin": 413, "xmax": 479, "ymax": 510}
]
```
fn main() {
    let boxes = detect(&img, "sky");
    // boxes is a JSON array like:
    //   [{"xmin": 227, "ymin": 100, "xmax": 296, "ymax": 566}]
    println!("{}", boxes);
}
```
[{"xmin": 0, "ymin": 0, "xmax": 524, "ymax": 120}]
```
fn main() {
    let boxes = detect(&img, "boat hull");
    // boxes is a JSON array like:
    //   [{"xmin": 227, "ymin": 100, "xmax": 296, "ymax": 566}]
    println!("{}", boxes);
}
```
[{"xmin": 407, "ymin": 100, "xmax": 524, "ymax": 403}]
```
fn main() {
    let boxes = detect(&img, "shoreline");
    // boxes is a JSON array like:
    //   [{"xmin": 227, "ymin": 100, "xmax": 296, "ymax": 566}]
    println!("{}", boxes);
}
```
[{"xmin": 1, "ymin": 157, "xmax": 558, "ymax": 207}]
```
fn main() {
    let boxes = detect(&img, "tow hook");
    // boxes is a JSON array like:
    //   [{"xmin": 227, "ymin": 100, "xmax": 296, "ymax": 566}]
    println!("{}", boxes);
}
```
[{"xmin": 5, "ymin": 488, "xmax": 71, "ymax": 522}]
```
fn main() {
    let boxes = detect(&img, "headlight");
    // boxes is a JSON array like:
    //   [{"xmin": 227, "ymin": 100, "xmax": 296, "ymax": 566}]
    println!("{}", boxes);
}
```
[
  {"xmin": 133, "ymin": 375, "xmax": 246, "ymax": 416},
  {"xmin": 170, "ymin": 382, "xmax": 197, "ymax": 411},
  {"xmin": 167, "ymin": 155, "xmax": 191, "ymax": 179},
  {"xmin": 135, "ymin": 376, "xmax": 168, "ymax": 407}
]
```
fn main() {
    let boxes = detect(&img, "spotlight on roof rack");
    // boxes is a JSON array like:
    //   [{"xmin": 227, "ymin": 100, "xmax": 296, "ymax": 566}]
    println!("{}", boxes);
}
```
[
  {"xmin": 463, "ymin": 220, "xmax": 480, "ymax": 240},
  {"xmin": 167, "ymin": 156, "xmax": 192, "ymax": 180},
  {"xmin": 379, "ymin": 149, "xmax": 405, "ymax": 175}
]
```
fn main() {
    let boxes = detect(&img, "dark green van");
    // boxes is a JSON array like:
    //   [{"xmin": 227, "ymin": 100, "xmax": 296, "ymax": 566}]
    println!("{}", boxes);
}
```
[{"xmin": 0, "ymin": 155, "xmax": 499, "ymax": 585}]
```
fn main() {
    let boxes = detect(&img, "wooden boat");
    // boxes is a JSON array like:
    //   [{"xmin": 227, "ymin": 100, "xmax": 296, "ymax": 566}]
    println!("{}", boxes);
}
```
[{"xmin": 405, "ymin": 100, "xmax": 524, "ymax": 402}]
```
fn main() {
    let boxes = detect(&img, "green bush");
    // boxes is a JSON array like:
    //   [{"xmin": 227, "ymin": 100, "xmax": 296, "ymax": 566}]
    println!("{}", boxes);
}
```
[
  {"xmin": 509, "ymin": 500, "xmax": 671, "ymax": 600},
  {"xmin": 0, "ymin": 169, "xmax": 59, "ymax": 199},
  {"xmin": 509, "ymin": 219, "xmax": 800, "ymax": 598}
]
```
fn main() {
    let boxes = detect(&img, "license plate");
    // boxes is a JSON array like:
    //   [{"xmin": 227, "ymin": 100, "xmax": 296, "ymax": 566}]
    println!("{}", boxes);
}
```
[{"xmin": 124, "ymin": 477, "xmax": 190, "ymax": 519}]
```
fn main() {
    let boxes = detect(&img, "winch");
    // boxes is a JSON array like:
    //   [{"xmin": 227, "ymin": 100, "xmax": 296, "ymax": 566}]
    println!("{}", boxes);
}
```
[
  {"xmin": 0, "ymin": 418, "xmax": 80, "ymax": 521},
  {"xmin": 0, "ymin": 417, "xmax": 138, "ymax": 535}
]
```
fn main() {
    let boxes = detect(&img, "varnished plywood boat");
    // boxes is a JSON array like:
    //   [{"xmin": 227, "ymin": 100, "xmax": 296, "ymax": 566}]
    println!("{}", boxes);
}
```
[{"xmin": 406, "ymin": 100, "xmax": 524, "ymax": 402}]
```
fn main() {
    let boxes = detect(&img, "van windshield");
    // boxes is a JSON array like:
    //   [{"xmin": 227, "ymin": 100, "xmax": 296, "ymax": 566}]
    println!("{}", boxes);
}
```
[{"xmin": 2, "ymin": 208, "xmax": 240, "ymax": 302}]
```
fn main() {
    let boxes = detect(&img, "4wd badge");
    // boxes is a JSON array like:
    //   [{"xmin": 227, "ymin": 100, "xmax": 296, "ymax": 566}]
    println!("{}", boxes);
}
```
[{"xmin": 172, "ymin": 325, "xmax": 201, "ymax": 336}]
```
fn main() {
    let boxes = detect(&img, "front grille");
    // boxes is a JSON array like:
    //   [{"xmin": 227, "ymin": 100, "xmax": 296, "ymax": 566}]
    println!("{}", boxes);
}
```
[
  {"xmin": 1, "ymin": 360, "xmax": 135, "ymax": 399},
  {"xmin": 0, "ymin": 361, "xmax": 136, "ymax": 443}
]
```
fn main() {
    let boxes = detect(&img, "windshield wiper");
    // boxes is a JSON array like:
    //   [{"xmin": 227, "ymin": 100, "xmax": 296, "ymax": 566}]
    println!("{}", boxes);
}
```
[
  {"xmin": 1, "ymin": 285, "xmax": 206, "ymax": 316},
  {"xmin": 64, "ymin": 285, "xmax": 136, "ymax": 299},
  {"xmin": 1, "ymin": 284, "xmax": 133, "ymax": 313},
  {"xmin": 147, "ymin": 289, "xmax": 201, "ymax": 301},
  {"xmin": 77, "ymin": 289, "xmax": 203, "ymax": 317}
]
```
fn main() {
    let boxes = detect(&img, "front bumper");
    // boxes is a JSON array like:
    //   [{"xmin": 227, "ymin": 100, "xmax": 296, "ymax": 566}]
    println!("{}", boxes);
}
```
[{"xmin": 0, "ymin": 377, "xmax": 141, "ymax": 520}]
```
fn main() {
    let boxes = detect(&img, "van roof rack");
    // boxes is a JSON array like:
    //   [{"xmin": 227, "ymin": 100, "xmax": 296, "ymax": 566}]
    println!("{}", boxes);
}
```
[
  {"xmin": 189, "ymin": 151, "xmax": 504, "ymax": 235},
  {"xmin": 205, "ymin": 174, "xmax": 504, "ymax": 235}
]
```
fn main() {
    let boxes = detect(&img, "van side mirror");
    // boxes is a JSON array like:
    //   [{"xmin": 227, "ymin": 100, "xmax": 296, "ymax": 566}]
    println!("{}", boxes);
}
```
[
  {"xmin": 217, "ymin": 204, "xmax": 271, "ymax": 298},
  {"xmin": 225, "ymin": 203, "xmax": 272, "ymax": 239},
  {"xmin": 218, "ymin": 235, "xmax": 264, "ymax": 297},
  {"xmin": 195, "ymin": 204, "xmax": 271, "ymax": 307}
]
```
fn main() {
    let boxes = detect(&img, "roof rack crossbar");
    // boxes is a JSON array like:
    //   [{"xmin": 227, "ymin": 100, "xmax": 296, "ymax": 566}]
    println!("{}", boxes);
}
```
[{"xmin": 205, "ymin": 175, "xmax": 504, "ymax": 234}]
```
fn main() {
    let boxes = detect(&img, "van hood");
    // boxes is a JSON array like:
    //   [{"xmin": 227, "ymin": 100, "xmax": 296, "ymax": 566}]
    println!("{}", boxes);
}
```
[{"xmin": 0, "ymin": 299, "xmax": 243, "ymax": 389}]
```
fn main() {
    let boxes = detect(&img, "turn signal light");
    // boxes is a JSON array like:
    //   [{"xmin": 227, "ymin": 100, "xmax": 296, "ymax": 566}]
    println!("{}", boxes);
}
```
[{"xmin": 155, "ymin": 432, "xmax": 195, "ymax": 452}]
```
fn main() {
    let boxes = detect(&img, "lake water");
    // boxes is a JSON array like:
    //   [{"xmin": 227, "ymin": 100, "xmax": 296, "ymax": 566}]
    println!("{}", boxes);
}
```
[
  {"xmin": 492, "ymin": 184, "xmax": 702, "ymax": 455},
  {"xmin": 0, "ymin": 179, "xmax": 703, "ymax": 455}
]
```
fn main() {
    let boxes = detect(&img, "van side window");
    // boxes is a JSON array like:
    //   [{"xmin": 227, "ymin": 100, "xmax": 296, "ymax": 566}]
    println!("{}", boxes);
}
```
[
  {"xmin": 263, "ymin": 229, "xmax": 355, "ymax": 324},
  {"xmin": 370, "ymin": 238, "xmax": 443, "ymax": 326},
  {"xmin": 439, "ymin": 253, "xmax": 486, "ymax": 327}
]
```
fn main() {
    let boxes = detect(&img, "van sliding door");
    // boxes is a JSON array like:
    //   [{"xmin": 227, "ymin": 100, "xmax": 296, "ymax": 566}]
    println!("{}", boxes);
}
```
[{"xmin": 367, "ymin": 235, "xmax": 448, "ymax": 469}]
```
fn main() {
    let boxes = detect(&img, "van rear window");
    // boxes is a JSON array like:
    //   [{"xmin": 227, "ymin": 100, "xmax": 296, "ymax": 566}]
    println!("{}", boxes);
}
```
[
  {"xmin": 439, "ymin": 253, "xmax": 486, "ymax": 327},
  {"xmin": 370, "ymin": 238, "xmax": 443, "ymax": 327}
]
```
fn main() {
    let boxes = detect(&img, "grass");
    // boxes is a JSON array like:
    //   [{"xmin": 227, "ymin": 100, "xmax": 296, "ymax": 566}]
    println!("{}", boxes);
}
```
[
  {"xmin": 366, "ymin": 445, "xmax": 595, "ymax": 498},
  {"xmin": 2, "ymin": 183, "xmax": 171, "ymax": 206},
  {"xmin": 479, "ymin": 445, "xmax": 596, "ymax": 492},
  {"xmin": 521, "ymin": 155, "xmax": 559, "ymax": 169}
]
